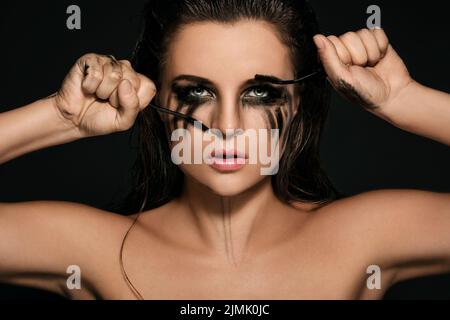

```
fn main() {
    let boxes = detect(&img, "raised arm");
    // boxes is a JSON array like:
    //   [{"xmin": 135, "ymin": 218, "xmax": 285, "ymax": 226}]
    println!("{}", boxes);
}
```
[
  {"xmin": 313, "ymin": 28, "xmax": 450, "ymax": 146},
  {"xmin": 0, "ymin": 54, "xmax": 156, "ymax": 296},
  {"xmin": 380, "ymin": 81, "xmax": 450, "ymax": 146},
  {"xmin": 312, "ymin": 30, "xmax": 450, "ymax": 289},
  {"xmin": 0, "ymin": 53, "xmax": 156, "ymax": 165},
  {"xmin": 0, "ymin": 96, "xmax": 82, "ymax": 164}
]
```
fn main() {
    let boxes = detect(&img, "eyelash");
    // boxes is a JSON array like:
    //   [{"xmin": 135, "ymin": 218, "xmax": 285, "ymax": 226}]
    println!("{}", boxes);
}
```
[{"xmin": 173, "ymin": 84, "xmax": 286, "ymax": 107}]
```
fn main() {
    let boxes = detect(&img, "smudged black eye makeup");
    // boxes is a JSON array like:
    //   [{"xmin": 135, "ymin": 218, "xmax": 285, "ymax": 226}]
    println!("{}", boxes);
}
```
[
  {"xmin": 172, "ymin": 83, "xmax": 214, "ymax": 106},
  {"xmin": 171, "ymin": 82, "xmax": 289, "ymax": 108},
  {"xmin": 165, "ymin": 74, "xmax": 295, "ymax": 132},
  {"xmin": 242, "ymin": 84, "xmax": 288, "ymax": 107}
]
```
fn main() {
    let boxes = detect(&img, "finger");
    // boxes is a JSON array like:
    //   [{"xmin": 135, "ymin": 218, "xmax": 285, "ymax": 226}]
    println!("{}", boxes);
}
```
[
  {"xmin": 136, "ymin": 74, "xmax": 157, "ymax": 110},
  {"xmin": 79, "ymin": 54, "xmax": 104, "ymax": 95},
  {"xmin": 313, "ymin": 34, "xmax": 351, "ymax": 81},
  {"xmin": 109, "ymin": 86, "xmax": 121, "ymax": 109},
  {"xmin": 119, "ymin": 60, "xmax": 141, "ymax": 91},
  {"xmin": 96, "ymin": 59, "xmax": 123, "ymax": 100},
  {"xmin": 109, "ymin": 60, "xmax": 141, "ymax": 108},
  {"xmin": 371, "ymin": 28, "xmax": 389, "ymax": 58},
  {"xmin": 356, "ymin": 28, "xmax": 381, "ymax": 67},
  {"xmin": 116, "ymin": 79, "xmax": 140, "ymax": 130},
  {"xmin": 339, "ymin": 31, "xmax": 368, "ymax": 66},
  {"xmin": 327, "ymin": 35, "xmax": 352, "ymax": 65}
]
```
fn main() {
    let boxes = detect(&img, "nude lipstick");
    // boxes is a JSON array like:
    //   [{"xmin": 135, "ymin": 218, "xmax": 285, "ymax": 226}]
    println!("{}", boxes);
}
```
[{"xmin": 209, "ymin": 149, "xmax": 247, "ymax": 172}]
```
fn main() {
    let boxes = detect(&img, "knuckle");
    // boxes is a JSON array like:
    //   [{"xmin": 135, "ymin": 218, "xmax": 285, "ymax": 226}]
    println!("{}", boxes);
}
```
[
  {"xmin": 353, "ymin": 55, "xmax": 367, "ymax": 65},
  {"xmin": 139, "ymin": 77, "xmax": 157, "ymax": 94},
  {"xmin": 81, "ymin": 52, "xmax": 96, "ymax": 60},
  {"xmin": 374, "ymin": 29, "xmax": 388, "ymax": 41},
  {"xmin": 98, "ymin": 93, "xmax": 111, "ymax": 101},
  {"xmin": 125, "ymin": 71, "xmax": 141, "ymax": 88},
  {"xmin": 108, "ymin": 71, "xmax": 123, "ymax": 82},
  {"xmin": 327, "ymin": 35, "xmax": 338, "ymax": 40},
  {"xmin": 96, "ymin": 89, "xmax": 109, "ymax": 99},
  {"xmin": 89, "ymin": 69, "xmax": 103, "ymax": 81},
  {"xmin": 357, "ymin": 28, "xmax": 370, "ymax": 34},
  {"xmin": 80, "ymin": 53, "xmax": 101, "ymax": 63},
  {"xmin": 119, "ymin": 59, "xmax": 132, "ymax": 67},
  {"xmin": 357, "ymin": 28, "xmax": 370, "ymax": 38},
  {"xmin": 327, "ymin": 35, "xmax": 340, "ymax": 44},
  {"xmin": 130, "ymin": 77, "xmax": 141, "ymax": 90},
  {"xmin": 368, "ymin": 50, "xmax": 381, "ymax": 61},
  {"xmin": 341, "ymin": 31, "xmax": 356, "ymax": 40},
  {"xmin": 144, "ymin": 77, "xmax": 157, "ymax": 91}
]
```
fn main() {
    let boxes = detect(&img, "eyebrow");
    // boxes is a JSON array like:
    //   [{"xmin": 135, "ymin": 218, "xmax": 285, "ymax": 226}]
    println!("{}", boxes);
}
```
[{"xmin": 170, "ymin": 74, "xmax": 287, "ymax": 90}]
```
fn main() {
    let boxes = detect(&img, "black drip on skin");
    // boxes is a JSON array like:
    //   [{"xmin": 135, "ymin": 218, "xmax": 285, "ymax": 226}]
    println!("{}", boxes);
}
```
[
  {"xmin": 168, "ymin": 82, "xmax": 294, "ymax": 138},
  {"xmin": 334, "ymin": 79, "xmax": 380, "ymax": 111}
]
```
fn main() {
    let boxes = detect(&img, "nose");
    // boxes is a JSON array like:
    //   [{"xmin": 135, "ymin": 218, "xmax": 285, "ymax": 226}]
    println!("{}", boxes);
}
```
[{"xmin": 209, "ymin": 94, "xmax": 243, "ymax": 139}]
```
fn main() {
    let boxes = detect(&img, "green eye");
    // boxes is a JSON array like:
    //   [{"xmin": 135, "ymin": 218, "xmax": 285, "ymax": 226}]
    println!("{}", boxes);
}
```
[
  {"xmin": 247, "ymin": 88, "xmax": 269, "ymax": 98},
  {"xmin": 189, "ymin": 87, "xmax": 210, "ymax": 98}
]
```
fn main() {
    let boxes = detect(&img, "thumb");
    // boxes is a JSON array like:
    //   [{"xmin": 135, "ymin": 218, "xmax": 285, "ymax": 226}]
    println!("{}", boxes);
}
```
[
  {"xmin": 116, "ymin": 79, "xmax": 140, "ymax": 130},
  {"xmin": 313, "ymin": 34, "xmax": 351, "ymax": 82}
]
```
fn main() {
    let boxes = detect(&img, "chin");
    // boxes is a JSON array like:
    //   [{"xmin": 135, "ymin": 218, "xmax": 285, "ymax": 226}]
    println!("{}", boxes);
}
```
[
  {"xmin": 183, "ymin": 165, "xmax": 268, "ymax": 197},
  {"xmin": 207, "ymin": 183, "xmax": 249, "ymax": 197}
]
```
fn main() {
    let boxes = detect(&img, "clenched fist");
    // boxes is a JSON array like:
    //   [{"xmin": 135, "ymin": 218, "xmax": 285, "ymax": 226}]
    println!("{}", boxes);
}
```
[
  {"xmin": 313, "ymin": 28, "xmax": 413, "ymax": 114},
  {"xmin": 54, "ymin": 54, "xmax": 156, "ymax": 137}
]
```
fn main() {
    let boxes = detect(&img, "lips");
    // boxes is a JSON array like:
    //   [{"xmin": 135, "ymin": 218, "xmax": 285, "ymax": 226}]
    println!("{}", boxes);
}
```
[
  {"xmin": 209, "ymin": 149, "xmax": 247, "ymax": 159},
  {"xmin": 209, "ymin": 149, "xmax": 248, "ymax": 172}
]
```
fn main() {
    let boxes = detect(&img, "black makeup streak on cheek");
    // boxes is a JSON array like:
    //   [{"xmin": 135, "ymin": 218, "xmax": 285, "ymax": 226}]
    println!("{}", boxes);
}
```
[
  {"xmin": 171, "ymin": 100, "xmax": 183, "ymax": 131},
  {"xmin": 276, "ymin": 105, "xmax": 287, "ymax": 134},
  {"xmin": 171, "ymin": 83, "xmax": 210, "ymax": 131},
  {"xmin": 172, "ymin": 100, "xmax": 203, "ymax": 131},
  {"xmin": 335, "ymin": 79, "xmax": 380, "ymax": 111},
  {"xmin": 261, "ymin": 90, "xmax": 292, "ymax": 133},
  {"xmin": 183, "ymin": 102, "xmax": 203, "ymax": 131},
  {"xmin": 274, "ymin": 93, "xmax": 295, "ymax": 155},
  {"xmin": 266, "ymin": 108, "xmax": 277, "ymax": 130}
]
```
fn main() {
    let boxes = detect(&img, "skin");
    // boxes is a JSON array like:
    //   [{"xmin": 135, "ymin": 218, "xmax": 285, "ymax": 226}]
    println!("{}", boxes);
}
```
[{"xmin": 0, "ymin": 21, "xmax": 450, "ymax": 300}]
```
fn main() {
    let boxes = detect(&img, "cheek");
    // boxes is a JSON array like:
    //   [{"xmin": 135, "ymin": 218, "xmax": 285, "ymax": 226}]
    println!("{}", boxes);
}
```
[
  {"xmin": 250, "ymin": 103, "xmax": 296, "ymax": 147},
  {"xmin": 253, "ymin": 103, "xmax": 297, "ymax": 162}
]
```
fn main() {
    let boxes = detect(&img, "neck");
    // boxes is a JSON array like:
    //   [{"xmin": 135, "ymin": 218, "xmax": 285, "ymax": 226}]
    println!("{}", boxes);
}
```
[{"xmin": 173, "ymin": 175, "xmax": 290, "ymax": 267}]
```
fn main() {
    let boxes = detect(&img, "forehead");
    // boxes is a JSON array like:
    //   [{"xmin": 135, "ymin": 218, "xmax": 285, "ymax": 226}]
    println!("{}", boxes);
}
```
[{"xmin": 164, "ymin": 20, "xmax": 295, "ymax": 84}]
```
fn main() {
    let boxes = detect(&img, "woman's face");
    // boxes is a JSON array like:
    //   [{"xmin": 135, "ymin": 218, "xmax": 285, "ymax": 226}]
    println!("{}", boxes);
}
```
[{"xmin": 158, "ymin": 20, "xmax": 300, "ymax": 196}]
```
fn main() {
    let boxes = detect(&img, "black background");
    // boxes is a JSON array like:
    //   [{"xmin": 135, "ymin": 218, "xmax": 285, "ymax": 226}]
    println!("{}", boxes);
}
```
[{"xmin": 0, "ymin": 0, "xmax": 449, "ymax": 299}]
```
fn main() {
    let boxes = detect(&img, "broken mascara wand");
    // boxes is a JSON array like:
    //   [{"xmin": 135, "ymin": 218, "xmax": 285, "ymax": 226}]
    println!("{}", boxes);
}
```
[
  {"xmin": 147, "ymin": 67, "xmax": 325, "ymax": 132},
  {"xmin": 148, "ymin": 103, "xmax": 211, "ymax": 132},
  {"xmin": 253, "ymin": 67, "xmax": 325, "ymax": 85}
]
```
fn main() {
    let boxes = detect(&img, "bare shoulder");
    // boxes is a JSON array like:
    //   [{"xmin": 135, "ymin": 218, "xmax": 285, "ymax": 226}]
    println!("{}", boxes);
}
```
[
  {"xmin": 0, "ymin": 200, "xmax": 137, "ymax": 297},
  {"xmin": 1, "ymin": 200, "xmax": 134, "ymax": 235},
  {"xmin": 315, "ymin": 188, "xmax": 450, "ymax": 225},
  {"xmin": 310, "ymin": 188, "xmax": 448, "ymax": 221},
  {"xmin": 306, "ymin": 189, "xmax": 450, "ymax": 266}
]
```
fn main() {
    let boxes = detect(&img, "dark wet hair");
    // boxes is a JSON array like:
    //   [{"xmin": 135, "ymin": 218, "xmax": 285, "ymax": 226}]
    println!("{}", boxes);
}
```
[{"xmin": 113, "ymin": 0, "xmax": 343, "ymax": 215}]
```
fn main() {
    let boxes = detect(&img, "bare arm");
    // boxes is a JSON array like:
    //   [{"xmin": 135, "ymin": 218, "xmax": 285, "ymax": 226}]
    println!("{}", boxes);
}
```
[
  {"xmin": 314, "ymin": 28, "xmax": 450, "ymax": 147},
  {"xmin": 0, "ymin": 201, "xmax": 95, "ymax": 297},
  {"xmin": 313, "ymin": 28, "xmax": 450, "ymax": 285},
  {"xmin": 0, "ymin": 54, "xmax": 155, "ymax": 297},
  {"xmin": 331, "ymin": 189, "xmax": 450, "ymax": 286},
  {"xmin": 377, "ymin": 190, "xmax": 450, "ymax": 283},
  {"xmin": 0, "ymin": 53, "xmax": 155, "ymax": 165},
  {"xmin": 0, "ymin": 96, "xmax": 82, "ymax": 165},
  {"xmin": 379, "ymin": 81, "xmax": 450, "ymax": 146}
]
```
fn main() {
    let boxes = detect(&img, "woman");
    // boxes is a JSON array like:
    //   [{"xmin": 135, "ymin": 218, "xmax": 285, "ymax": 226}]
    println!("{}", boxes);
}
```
[{"xmin": 0, "ymin": 0, "xmax": 449, "ymax": 300}]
